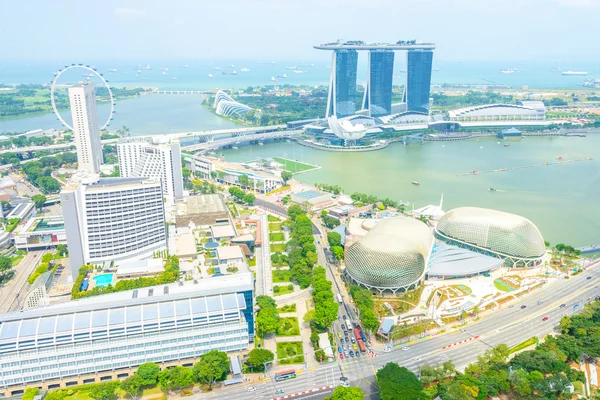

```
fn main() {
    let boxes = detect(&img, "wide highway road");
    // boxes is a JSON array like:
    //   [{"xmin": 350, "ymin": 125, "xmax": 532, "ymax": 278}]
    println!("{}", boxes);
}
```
[{"xmin": 190, "ymin": 265, "xmax": 600, "ymax": 400}]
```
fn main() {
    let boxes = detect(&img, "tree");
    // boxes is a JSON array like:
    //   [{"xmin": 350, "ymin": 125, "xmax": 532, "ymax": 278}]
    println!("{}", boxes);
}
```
[
  {"xmin": 287, "ymin": 204, "xmax": 306, "ymax": 220},
  {"xmin": 257, "ymin": 295, "xmax": 276, "ymax": 309},
  {"xmin": 136, "ymin": 362, "xmax": 160, "ymax": 386},
  {"xmin": 121, "ymin": 374, "xmax": 143, "ymax": 399},
  {"xmin": 22, "ymin": 388, "xmax": 39, "ymax": 400},
  {"xmin": 193, "ymin": 350, "xmax": 230, "ymax": 387},
  {"xmin": 246, "ymin": 348, "xmax": 275, "ymax": 371},
  {"xmin": 376, "ymin": 363, "xmax": 425, "ymax": 400},
  {"xmin": 332, "ymin": 246, "xmax": 344, "ymax": 260},
  {"xmin": 0, "ymin": 255, "xmax": 12, "ymax": 272},
  {"xmin": 281, "ymin": 171, "xmax": 293, "ymax": 184},
  {"xmin": 182, "ymin": 167, "xmax": 192, "ymax": 180},
  {"xmin": 210, "ymin": 171, "xmax": 218, "ymax": 180},
  {"xmin": 31, "ymin": 194, "xmax": 46, "ymax": 211},
  {"xmin": 89, "ymin": 382, "xmax": 118, "ymax": 400},
  {"xmin": 243, "ymin": 193, "xmax": 256, "ymax": 204},
  {"xmin": 327, "ymin": 231, "xmax": 342, "ymax": 247},
  {"xmin": 57, "ymin": 243, "xmax": 68, "ymax": 256},
  {"xmin": 303, "ymin": 309, "xmax": 316, "ymax": 325},
  {"xmin": 238, "ymin": 174, "xmax": 249, "ymax": 188},
  {"xmin": 256, "ymin": 295, "xmax": 280, "ymax": 336},
  {"xmin": 160, "ymin": 366, "xmax": 194, "ymax": 393}
]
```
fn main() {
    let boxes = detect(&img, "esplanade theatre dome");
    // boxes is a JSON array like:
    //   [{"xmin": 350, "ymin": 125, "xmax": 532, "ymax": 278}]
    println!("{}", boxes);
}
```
[
  {"xmin": 345, "ymin": 216, "xmax": 434, "ymax": 292},
  {"xmin": 435, "ymin": 207, "xmax": 545, "ymax": 262}
]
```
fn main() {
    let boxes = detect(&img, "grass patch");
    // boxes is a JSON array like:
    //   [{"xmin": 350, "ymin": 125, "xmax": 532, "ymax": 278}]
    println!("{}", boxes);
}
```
[
  {"xmin": 248, "ymin": 258, "xmax": 256, "ymax": 267},
  {"xmin": 272, "ymin": 157, "xmax": 318, "ymax": 173},
  {"xmin": 273, "ymin": 269, "xmax": 292, "ymax": 283},
  {"xmin": 266, "ymin": 185, "xmax": 291, "ymax": 196},
  {"xmin": 276, "ymin": 341, "xmax": 304, "ymax": 364},
  {"xmin": 277, "ymin": 303, "xmax": 297, "ymax": 313},
  {"xmin": 270, "ymin": 243, "xmax": 286, "ymax": 253},
  {"xmin": 494, "ymin": 276, "xmax": 521, "ymax": 292},
  {"xmin": 141, "ymin": 386, "xmax": 163, "ymax": 397},
  {"xmin": 267, "ymin": 214, "xmax": 281, "ymax": 222},
  {"xmin": 273, "ymin": 284, "xmax": 294, "ymax": 296},
  {"xmin": 10, "ymin": 255, "xmax": 24, "ymax": 267},
  {"xmin": 269, "ymin": 232, "xmax": 285, "ymax": 242},
  {"xmin": 573, "ymin": 381, "xmax": 585, "ymax": 396},
  {"xmin": 269, "ymin": 222, "xmax": 283, "ymax": 232},
  {"xmin": 276, "ymin": 317, "xmax": 300, "ymax": 336},
  {"xmin": 509, "ymin": 337, "xmax": 539, "ymax": 354}
]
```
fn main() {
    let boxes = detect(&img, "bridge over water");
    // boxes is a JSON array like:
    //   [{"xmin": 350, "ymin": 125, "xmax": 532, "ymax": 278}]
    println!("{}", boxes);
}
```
[
  {"xmin": 579, "ymin": 245, "xmax": 600, "ymax": 254},
  {"xmin": 183, "ymin": 130, "xmax": 302, "ymax": 152}
]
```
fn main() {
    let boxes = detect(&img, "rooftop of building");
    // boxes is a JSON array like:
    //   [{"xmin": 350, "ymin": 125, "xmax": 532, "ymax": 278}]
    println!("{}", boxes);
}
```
[
  {"xmin": 118, "ymin": 135, "xmax": 180, "ymax": 146},
  {"xmin": 292, "ymin": 190, "xmax": 327, "ymax": 200},
  {"xmin": 427, "ymin": 242, "xmax": 504, "ymax": 277},
  {"xmin": 216, "ymin": 245, "xmax": 245, "ymax": 260},
  {"xmin": 19, "ymin": 216, "xmax": 65, "ymax": 234},
  {"xmin": 211, "ymin": 224, "xmax": 236, "ymax": 239},
  {"xmin": 0, "ymin": 272, "xmax": 254, "ymax": 324},
  {"xmin": 314, "ymin": 40, "xmax": 435, "ymax": 51},
  {"xmin": 115, "ymin": 258, "xmax": 164, "ymax": 277}
]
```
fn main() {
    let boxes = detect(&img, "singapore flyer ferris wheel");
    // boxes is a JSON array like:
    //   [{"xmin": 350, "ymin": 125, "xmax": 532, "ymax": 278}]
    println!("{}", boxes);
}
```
[{"xmin": 50, "ymin": 64, "xmax": 115, "ymax": 131}]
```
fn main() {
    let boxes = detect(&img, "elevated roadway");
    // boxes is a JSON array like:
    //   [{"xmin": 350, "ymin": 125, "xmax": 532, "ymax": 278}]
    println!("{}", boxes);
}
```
[{"xmin": 182, "ymin": 130, "xmax": 301, "ymax": 152}]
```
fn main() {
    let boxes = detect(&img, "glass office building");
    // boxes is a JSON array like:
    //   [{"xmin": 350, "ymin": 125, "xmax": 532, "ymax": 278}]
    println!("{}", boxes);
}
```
[
  {"xmin": 366, "ymin": 50, "xmax": 394, "ymax": 117},
  {"xmin": 328, "ymin": 49, "xmax": 358, "ymax": 118},
  {"xmin": 406, "ymin": 50, "xmax": 434, "ymax": 113},
  {"xmin": 0, "ymin": 273, "xmax": 254, "ymax": 396}
]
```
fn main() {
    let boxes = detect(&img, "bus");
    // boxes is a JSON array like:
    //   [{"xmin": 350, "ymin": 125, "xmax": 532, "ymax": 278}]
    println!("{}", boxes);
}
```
[
  {"xmin": 354, "ymin": 328, "xmax": 367, "ymax": 352},
  {"xmin": 337, "ymin": 293, "xmax": 343, "ymax": 303},
  {"xmin": 274, "ymin": 370, "xmax": 297, "ymax": 382}
]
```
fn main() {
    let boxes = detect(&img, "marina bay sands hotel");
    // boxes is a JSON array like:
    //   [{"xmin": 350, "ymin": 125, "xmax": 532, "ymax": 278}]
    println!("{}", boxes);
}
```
[{"xmin": 314, "ymin": 40, "xmax": 435, "ymax": 118}]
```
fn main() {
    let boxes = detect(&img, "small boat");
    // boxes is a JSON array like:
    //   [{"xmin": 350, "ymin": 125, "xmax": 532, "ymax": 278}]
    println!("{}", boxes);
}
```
[
  {"xmin": 232, "ymin": 146, "xmax": 238, "ymax": 150},
  {"xmin": 162, "ymin": 72, "xmax": 168, "ymax": 76},
  {"xmin": 556, "ymin": 156, "xmax": 563, "ymax": 160},
  {"xmin": 208, "ymin": 74, "xmax": 214, "ymax": 78},
  {"xmin": 293, "ymin": 70, "xmax": 304, "ymax": 74},
  {"xmin": 500, "ymin": 168, "xmax": 507, "ymax": 171},
  {"xmin": 214, "ymin": 66, "xmax": 220, "ymax": 70},
  {"xmin": 504, "ymin": 144, "xmax": 510, "ymax": 147},
  {"xmin": 171, "ymin": 77, "xmax": 177, "ymax": 80},
  {"xmin": 230, "ymin": 64, "xmax": 235, "ymax": 68},
  {"xmin": 241, "ymin": 68, "xmax": 250, "ymax": 72},
  {"xmin": 108, "ymin": 68, "xmax": 117, "ymax": 72},
  {"xmin": 258, "ymin": 142, "xmax": 264, "ymax": 146},
  {"xmin": 286, "ymin": 66, "xmax": 297, "ymax": 70},
  {"xmin": 271, "ymin": 76, "xmax": 277, "ymax": 82},
  {"xmin": 159, "ymin": 68, "xmax": 168, "ymax": 71},
  {"xmin": 488, "ymin": 188, "xmax": 497, "ymax": 192},
  {"xmin": 411, "ymin": 181, "xmax": 420, "ymax": 186},
  {"xmin": 277, "ymin": 74, "xmax": 287, "ymax": 78},
  {"xmin": 471, "ymin": 170, "xmax": 478, "ymax": 174}
]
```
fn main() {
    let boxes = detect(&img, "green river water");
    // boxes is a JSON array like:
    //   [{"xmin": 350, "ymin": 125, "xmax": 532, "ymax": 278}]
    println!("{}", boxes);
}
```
[{"xmin": 220, "ymin": 134, "xmax": 600, "ymax": 248}]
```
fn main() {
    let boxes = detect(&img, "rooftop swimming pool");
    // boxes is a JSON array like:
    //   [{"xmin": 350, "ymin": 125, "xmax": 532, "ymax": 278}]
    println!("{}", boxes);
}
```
[
  {"xmin": 204, "ymin": 241, "xmax": 220, "ymax": 249},
  {"xmin": 93, "ymin": 274, "xmax": 114, "ymax": 288}
]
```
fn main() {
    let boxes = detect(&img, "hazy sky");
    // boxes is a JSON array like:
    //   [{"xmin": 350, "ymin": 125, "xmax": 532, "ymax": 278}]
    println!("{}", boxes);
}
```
[{"xmin": 2, "ymin": 0, "xmax": 599, "ymax": 62}]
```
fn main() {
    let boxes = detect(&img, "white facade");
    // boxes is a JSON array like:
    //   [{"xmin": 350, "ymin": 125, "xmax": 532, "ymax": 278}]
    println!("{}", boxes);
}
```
[
  {"xmin": 0, "ymin": 274, "xmax": 254, "ymax": 395},
  {"xmin": 68, "ymin": 83, "xmax": 103, "ymax": 174},
  {"xmin": 117, "ymin": 137, "xmax": 184, "ymax": 202},
  {"xmin": 61, "ymin": 176, "xmax": 167, "ymax": 279}
]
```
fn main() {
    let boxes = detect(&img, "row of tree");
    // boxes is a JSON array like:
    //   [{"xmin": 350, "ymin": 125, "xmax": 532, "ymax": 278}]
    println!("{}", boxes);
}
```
[
  {"xmin": 320, "ymin": 209, "xmax": 340, "ymax": 229},
  {"xmin": 327, "ymin": 231, "xmax": 344, "ymax": 261},
  {"xmin": 228, "ymin": 186, "xmax": 256, "ymax": 205},
  {"xmin": 284, "ymin": 207, "xmax": 318, "ymax": 288},
  {"xmin": 255, "ymin": 295, "xmax": 280, "ymax": 337},
  {"xmin": 349, "ymin": 285, "xmax": 380, "ymax": 333}
]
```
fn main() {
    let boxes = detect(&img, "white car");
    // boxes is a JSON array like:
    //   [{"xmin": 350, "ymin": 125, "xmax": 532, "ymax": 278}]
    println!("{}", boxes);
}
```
[
  {"xmin": 339, "ymin": 382, "xmax": 350, "ymax": 387},
  {"xmin": 402, "ymin": 347, "xmax": 409, "ymax": 351},
  {"xmin": 247, "ymin": 386, "xmax": 256, "ymax": 392},
  {"xmin": 383, "ymin": 348, "xmax": 391, "ymax": 353}
]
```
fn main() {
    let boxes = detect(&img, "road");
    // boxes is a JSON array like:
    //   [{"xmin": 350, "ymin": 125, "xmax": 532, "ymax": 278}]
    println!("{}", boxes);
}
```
[
  {"xmin": 188, "ymin": 250, "xmax": 600, "ymax": 399},
  {"xmin": 0, "ymin": 250, "xmax": 46, "ymax": 313}
]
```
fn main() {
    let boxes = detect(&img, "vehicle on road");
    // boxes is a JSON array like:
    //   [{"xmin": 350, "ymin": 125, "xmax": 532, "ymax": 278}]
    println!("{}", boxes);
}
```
[
  {"xmin": 343, "ymin": 315, "xmax": 347, "ymax": 320},
  {"xmin": 339, "ymin": 382, "xmax": 350, "ymax": 387},
  {"xmin": 351, "ymin": 338, "xmax": 356, "ymax": 344},
  {"xmin": 274, "ymin": 370, "xmax": 296, "ymax": 382},
  {"xmin": 338, "ymin": 332, "xmax": 342, "ymax": 338},
  {"xmin": 402, "ymin": 347, "xmax": 409, "ymax": 351},
  {"xmin": 587, "ymin": 276, "xmax": 592, "ymax": 280},
  {"xmin": 338, "ymin": 346, "xmax": 342, "ymax": 353},
  {"xmin": 354, "ymin": 351, "xmax": 359, "ymax": 358},
  {"xmin": 344, "ymin": 330, "xmax": 348, "ymax": 336},
  {"xmin": 509, "ymin": 305, "xmax": 514, "ymax": 308},
  {"xmin": 349, "ymin": 351, "xmax": 354, "ymax": 358},
  {"xmin": 247, "ymin": 387, "xmax": 256, "ymax": 392},
  {"xmin": 574, "ymin": 304, "xmax": 579, "ymax": 309},
  {"xmin": 337, "ymin": 293, "xmax": 343, "ymax": 303},
  {"xmin": 340, "ymin": 376, "xmax": 348, "ymax": 382},
  {"xmin": 560, "ymin": 304, "xmax": 566, "ymax": 308},
  {"xmin": 341, "ymin": 324, "xmax": 345, "ymax": 330},
  {"xmin": 344, "ymin": 352, "xmax": 349, "ymax": 358},
  {"xmin": 276, "ymin": 389, "xmax": 285, "ymax": 395},
  {"xmin": 537, "ymin": 301, "xmax": 542, "ymax": 305},
  {"xmin": 339, "ymin": 353, "xmax": 344, "ymax": 360},
  {"xmin": 353, "ymin": 343, "xmax": 357, "ymax": 351},
  {"xmin": 340, "ymin": 338, "xmax": 344, "ymax": 344},
  {"xmin": 383, "ymin": 348, "xmax": 391, "ymax": 353},
  {"xmin": 521, "ymin": 305, "xmax": 527, "ymax": 309},
  {"xmin": 542, "ymin": 317, "xmax": 549, "ymax": 321}
]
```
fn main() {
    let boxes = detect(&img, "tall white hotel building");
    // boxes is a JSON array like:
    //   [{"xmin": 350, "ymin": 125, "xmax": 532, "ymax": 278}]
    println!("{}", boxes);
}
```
[
  {"xmin": 117, "ymin": 136, "xmax": 184, "ymax": 203},
  {"xmin": 68, "ymin": 83, "xmax": 103, "ymax": 174}
]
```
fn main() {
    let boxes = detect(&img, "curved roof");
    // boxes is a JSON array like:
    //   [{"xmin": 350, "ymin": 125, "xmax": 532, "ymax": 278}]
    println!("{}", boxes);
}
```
[
  {"xmin": 345, "ymin": 216, "xmax": 434, "ymax": 289},
  {"xmin": 214, "ymin": 90, "xmax": 252, "ymax": 117},
  {"xmin": 448, "ymin": 104, "xmax": 544, "ymax": 120},
  {"xmin": 436, "ymin": 207, "xmax": 545, "ymax": 260},
  {"xmin": 327, "ymin": 116, "xmax": 368, "ymax": 141}
]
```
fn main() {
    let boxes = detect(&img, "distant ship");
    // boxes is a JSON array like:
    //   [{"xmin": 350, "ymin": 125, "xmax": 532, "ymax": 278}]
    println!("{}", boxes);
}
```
[
  {"xmin": 214, "ymin": 66, "xmax": 220, "ymax": 70},
  {"xmin": 172, "ymin": 77, "xmax": 177, "ymax": 80},
  {"xmin": 159, "ymin": 68, "xmax": 168, "ymax": 71},
  {"xmin": 310, "ymin": 63, "xmax": 315, "ymax": 67},
  {"xmin": 271, "ymin": 76, "xmax": 277, "ymax": 82},
  {"xmin": 179, "ymin": 65, "xmax": 189, "ymax": 68},
  {"xmin": 293, "ymin": 70, "xmax": 304, "ymax": 74},
  {"xmin": 162, "ymin": 72, "xmax": 168, "ymax": 76},
  {"xmin": 232, "ymin": 146, "xmax": 238, "ymax": 150},
  {"xmin": 277, "ymin": 74, "xmax": 287, "ymax": 78},
  {"xmin": 258, "ymin": 142, "xmax": 264, "ymax": 146},
  {"xmin": 208, "ymin": 74, "xmax": 214, "ymax": 78},
  {"xmin": 411, "ymin": 181, "xmax": 420, "ymax": 186},
  {"xmin": 433, "ymin": 67, "xmax": 440, "ymax": 71},
  {"xmin": 500, "ymin": 68, "xmax": 517, "ymax": 74},
  {"xmin": 136, "ymin": 69, "xmax": 142, "ymax": 73},
  {"xmin": 488, "ymin": 188, "xmax": 497, "ymax": 192},
  {"xmin": 145, "ymin": 64, "xmax": 152, "ymax": 70},
  {"xmin": 562, "ymin": 71, "xmax": 588, "ymax": 76},
  {"xmin": 241, "ymin": 68, "xmax": 250, "ymax": 72},
  {"xmin": 108, "ymin": 68, "xmax": 117, "ymax": 72},
  {"xmin": 504, "ymin": 144, "xmax": 510, "ymax": 147},
  {"xmin": 286, "ymin": 66, "xmax": 297, "ymax": 70},
  {"xmin": 230, "ymin": 64, "xmax": 235, "ymax": 68}
]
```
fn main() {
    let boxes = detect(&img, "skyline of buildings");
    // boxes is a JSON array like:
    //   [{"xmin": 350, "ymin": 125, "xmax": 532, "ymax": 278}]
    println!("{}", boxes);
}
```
[{"xmin": 67, "ymin": 83, "xmax": 102, "ymax": 174}]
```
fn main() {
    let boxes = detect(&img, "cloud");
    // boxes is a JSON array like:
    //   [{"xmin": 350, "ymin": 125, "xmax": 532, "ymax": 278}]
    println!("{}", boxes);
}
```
[{"xmin": 114, "ymin": 7, "xmax": 147, "ymax": 18}]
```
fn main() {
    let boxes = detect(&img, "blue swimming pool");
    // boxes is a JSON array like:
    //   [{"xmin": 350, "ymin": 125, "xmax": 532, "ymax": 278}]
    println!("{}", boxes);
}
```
[
  {"xmin": 93, "ymin": 274, "xmax": 114, "ymax": 288},
  {"xmin": 204, "ymin": 241, "xmax": 220, "ymax": 249}
]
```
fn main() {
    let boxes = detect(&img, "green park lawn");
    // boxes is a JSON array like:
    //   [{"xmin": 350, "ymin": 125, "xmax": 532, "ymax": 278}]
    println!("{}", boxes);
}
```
[
  {"xmin": 494, "ymin": 276, "xmax": 521, "ymax": 292},
  {"xmin": 269, "ymin": 222, "xmax": 282, "ymax": 232},
  {"xmin": 273, "ymin": 269, "xmax": 292, "ymax": 283},
  {"xmin": 267, "ymin": 214, "xmax": 281, "ymax": 222},
  {"xmin": 277, "ymin": 303, "xmax": 297, "ymax": 313},
  {"xmin": 276, "ymin": 341, "xmax": 304, "ymax": 364},
  {"xmin": 273, "ymin": 285, "xmax": 294, "ymax": 296},
  {"xmin": 272, "ymin": 157, "xmax": 319, "ymax": 174},
  {"xmin": 276, "ymin": 317, "xmax": 300, "ymax": 336},
  {"xmin": 270, "ymin": 243, "xmax": 286, "ymax": 253},
  {"xmin": 269, "ymin": 232, "xmax": 285, "ymax": 242}
]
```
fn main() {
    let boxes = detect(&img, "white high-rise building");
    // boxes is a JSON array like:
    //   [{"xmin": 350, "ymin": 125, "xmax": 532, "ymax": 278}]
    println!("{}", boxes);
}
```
[
  {"xmin": 61, "ymin": 175, "xmax": 167, "ymax": 279},
  {"xmin": 68, "ymin": 83, "xmax": 103, "ymax": 173},
  {"xmin": 117, "ymin": 136, "xmax": 184, "ymax": 202}
]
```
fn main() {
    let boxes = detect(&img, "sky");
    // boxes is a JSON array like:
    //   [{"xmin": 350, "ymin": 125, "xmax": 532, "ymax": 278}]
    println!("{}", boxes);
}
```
[{"xmin": 1, "ymin": 0, "xmax": 599, "ymax": 62}]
